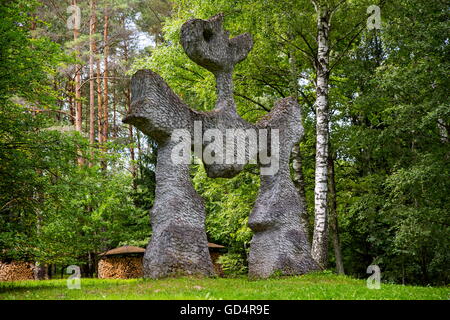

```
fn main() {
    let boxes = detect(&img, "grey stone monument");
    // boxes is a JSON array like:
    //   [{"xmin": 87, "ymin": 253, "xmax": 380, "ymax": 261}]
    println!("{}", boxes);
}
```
[{"xmin": 123, "ymin": 14, "xmax": 319, "ymax": 279}]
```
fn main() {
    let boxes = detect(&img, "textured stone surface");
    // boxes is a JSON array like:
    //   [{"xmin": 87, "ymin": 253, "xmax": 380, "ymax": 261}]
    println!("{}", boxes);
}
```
[
  {"xmin": 124, "ymin": 71, "xmax": 214, "ymax": 278},
  {"xmin": 182, "ymin": 13, "xmax": 254, "ymax": 178},
  {"xmin": 124, "ymin": 14, "xmax": 318, "ymax": 279},
  {"xmin": 249, "ymin": 98, "xmax": 319, "ymax": 278},
  {"xmin": 180, "ymin": 13, "xmax": 252, "ymax": 75}
]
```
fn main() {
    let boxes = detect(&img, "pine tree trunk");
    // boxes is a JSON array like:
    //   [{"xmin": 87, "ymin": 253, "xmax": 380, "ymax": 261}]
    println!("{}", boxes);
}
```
[
  {"xmin": 328, "ymin": 151, "xmax": 344, "ymax": 274},
  {"xmin": 126, "ymin": 86, "xmax": 137, "ymax": 186},
  {"xmin": 102, "ymin": 10, "xmax": 109, "ymax": 143},
  {"xmin": 73, "ymin": 0, "xmax": 82, "ymax": 134},
  {"xmin": 113, "ymin": 80, "xmax": 117, "ymax": 138},
  {"xmin": 137, "ymin": 130, "xmax": 143, "ymax": 180},
  {"xmin": 129, "ymin": 124, "xmax": 137, "ymax": 188},
  {"xmin": 123, "ymin": 28, "xmax": 136, "ymax": 185},
  {"xmin": 311, "ymin": 3, "xmax": 331, "ymax": 268},
  {"xmin": 69, "ymin": 80, "xmax": 75, "ymax": 125},
  {"xmin": 89, "ymin": 0, "xmax": 97, "ymax": 165},
  {"xmin": 96, "ymin": 60, "xmax": 103, "ymax": 144},
  {"xmin": 73, "ymin": 0, "xmax": 83, "ymax": 165},
  {"xmin": 54, "ymin": 81, "xmax": 61, "ymax": 122}
]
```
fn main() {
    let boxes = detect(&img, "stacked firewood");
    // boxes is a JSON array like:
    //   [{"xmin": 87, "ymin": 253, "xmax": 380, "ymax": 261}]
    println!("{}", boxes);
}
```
[
  {"xmin": 0, "ymin": 261, "xmax": 35, "ymax": 281},
  {"xmin": 97, "ymin": 256, "xmax": 143, "ymax": 279}
]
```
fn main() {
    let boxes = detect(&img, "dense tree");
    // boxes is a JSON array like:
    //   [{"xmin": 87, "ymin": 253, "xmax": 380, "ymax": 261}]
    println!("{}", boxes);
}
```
[
  {"xmin": 0, "ymin": 0, "xmax": 154, "ymax": 276},
  {"xmin": 333, "ymin": 0, "xmax": 449, "ymax": 284}
]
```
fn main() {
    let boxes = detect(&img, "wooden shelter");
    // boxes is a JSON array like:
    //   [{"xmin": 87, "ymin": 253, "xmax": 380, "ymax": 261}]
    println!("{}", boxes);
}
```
[
  {"xmin": 97, "ymin": 243, "xmax": 226, "ymax": 279},
  {"xmin": 97, "ymin": 245, "xmax": 145, "ymax": 279},
  {"xmin": 100, "ymin": 245, "xmax": 145, "ymax": 256},
  {"xmin": 207, "ymin": 243, "xmax": 226, "ymax": 276}
]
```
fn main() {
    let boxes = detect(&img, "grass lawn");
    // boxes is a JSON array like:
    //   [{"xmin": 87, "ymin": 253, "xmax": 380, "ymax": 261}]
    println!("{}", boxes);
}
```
[{"xmin": 0, "ymin": 272, "xmax": 447, "ymax": 300}]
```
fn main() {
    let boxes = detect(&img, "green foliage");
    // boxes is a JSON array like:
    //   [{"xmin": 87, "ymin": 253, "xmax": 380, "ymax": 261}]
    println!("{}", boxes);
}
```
[
  {"xmin": 333, "ymin": 0, "xmax": 450, "ymax": 285},
  {"xmin": 34, "ymin": 166, "xmax": 149, "ymax": 265},
  {"xmin": 0, "ymin": 0, "xmax": 150, "ymax": 267},
  {"xmin": 192, "ymin": 164, "xmax": 257, "ymax": 253},
  {"xmin": 133, "ymin": 0, "xmax": 172, "ymax": 44},
  {"xmin": 130, "ymin": 137, "xmax": 157, "ymax": 212},
  {"xmin": 0, "ymin": 0, "xmax": 67, "ymax": 102},
  {"xmin": 217, "ymin": 253, "xmax": 248, "ymax": 277}
]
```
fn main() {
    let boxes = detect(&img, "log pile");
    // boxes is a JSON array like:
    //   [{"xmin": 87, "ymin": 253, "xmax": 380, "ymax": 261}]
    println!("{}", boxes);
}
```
[
  {"xmin": 0, "ymin": 261, "xmax": 35, "ymax": 281},
  {"xmin": 98, "ymin": 256, "xmax": 143, "ymax": 279}
]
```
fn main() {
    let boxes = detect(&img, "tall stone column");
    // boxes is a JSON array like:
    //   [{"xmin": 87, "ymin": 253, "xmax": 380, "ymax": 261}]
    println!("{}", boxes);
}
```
[
  {"xmin": 249, "ymin": 98, "xmax": 319, "ymax": 278},
  {"xmin": 123, "ymin": 70, "xmax": 214, "ymax": 278}
]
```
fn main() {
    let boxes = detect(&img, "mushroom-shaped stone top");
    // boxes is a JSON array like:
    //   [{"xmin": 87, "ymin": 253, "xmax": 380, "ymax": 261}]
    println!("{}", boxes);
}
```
[{"xmin": 180, "ymin": 13, "xmax": 253, "ymax": 74}]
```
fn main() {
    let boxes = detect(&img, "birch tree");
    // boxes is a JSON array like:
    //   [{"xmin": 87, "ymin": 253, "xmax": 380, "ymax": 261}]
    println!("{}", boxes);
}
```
[
  {"xmin": 308, "ymin": 0, "xmax": 375, "ymax": 267},
  {"xmin": 310, "ymin": 0, "xmax": 331, "ymax": 267}
]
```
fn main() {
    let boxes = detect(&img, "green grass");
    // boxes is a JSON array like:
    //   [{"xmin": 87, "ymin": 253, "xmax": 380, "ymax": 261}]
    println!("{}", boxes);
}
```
[{"xmin": 0, "ymin": 272, "xmax": 447, "ymax": 300}]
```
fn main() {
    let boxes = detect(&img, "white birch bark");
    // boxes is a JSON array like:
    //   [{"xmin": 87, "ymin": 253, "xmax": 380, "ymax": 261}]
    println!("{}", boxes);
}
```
[{"xmin": 311, "ymin": 2, "xmax": 331, "ymax": 268}]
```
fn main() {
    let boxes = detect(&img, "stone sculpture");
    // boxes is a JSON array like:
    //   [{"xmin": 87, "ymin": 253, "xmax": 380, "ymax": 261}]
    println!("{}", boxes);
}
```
[{"xmin": 123, "ymin": 14, "xmax": 319, "ymax": 279}]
